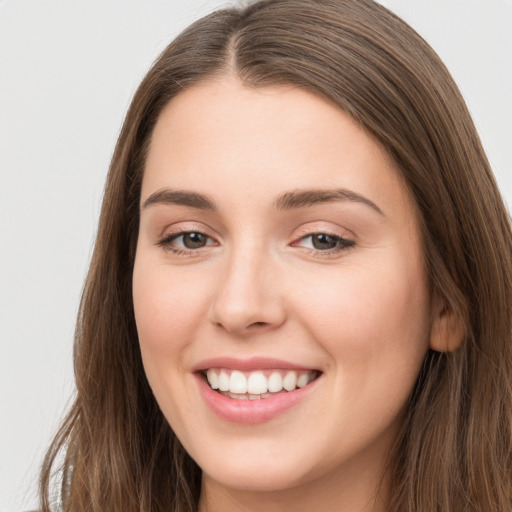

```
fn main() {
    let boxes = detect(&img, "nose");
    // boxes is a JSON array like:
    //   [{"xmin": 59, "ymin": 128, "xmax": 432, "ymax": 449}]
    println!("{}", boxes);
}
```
[{"xmin": 208, "ymin": 242, "xmax": 286, "ymax": 336}]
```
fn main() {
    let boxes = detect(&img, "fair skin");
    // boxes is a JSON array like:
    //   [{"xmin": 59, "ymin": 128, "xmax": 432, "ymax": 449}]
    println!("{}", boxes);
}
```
[{"xmin": 132, "ymin": 77, "xmax": 441, "ymax": 511}]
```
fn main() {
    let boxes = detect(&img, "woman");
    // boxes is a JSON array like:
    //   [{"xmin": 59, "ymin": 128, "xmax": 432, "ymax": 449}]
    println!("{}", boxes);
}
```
[{"xmin": 39, "ymin": 0, "xmax": 512, "ymax": 510}]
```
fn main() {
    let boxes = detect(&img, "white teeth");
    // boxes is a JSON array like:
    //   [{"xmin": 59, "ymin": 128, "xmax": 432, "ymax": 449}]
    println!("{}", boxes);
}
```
[
  {"xmin": 229, "ymin": 370, "xmax": 247, "ymax": 393},
  {"xmin": 206, "ymin": 369, "xmax": 219, "ymax": 390},
  {"xmin": 205, "ymin": 368, "xmax": 318, "ymax": 396},
  {"xmin": 297, "ymin": 373, "xmax": 310, "ymax": 388},
  {"xmin": 218, "ymin": 370, "xmax": 230, "ymax": 392},
  {"xmin": 247, "ymin": 371, "xmax": 267, "ymax": 394},
  {"xmin": 226, "ymin": 392, "xmax": 247, "ymax": 400},
  {"xmin": 283, "ymin": 371, "xmax": 297, "ymax": 391},
  {"xmin": 267, "ymin": 372, "xmax": 283, "ymax": 392}
]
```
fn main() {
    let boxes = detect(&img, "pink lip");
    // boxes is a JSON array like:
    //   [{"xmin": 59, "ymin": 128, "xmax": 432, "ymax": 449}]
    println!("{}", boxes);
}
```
[
  {"xmin": 192, "ymin": 356, "xmax": 318, "ymax": 372},
  {"xmin": 194, "ymin": 371, "xmax": 321, "ymax": 424}
]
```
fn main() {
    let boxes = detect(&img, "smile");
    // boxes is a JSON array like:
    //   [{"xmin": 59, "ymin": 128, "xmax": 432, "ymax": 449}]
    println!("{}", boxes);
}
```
[
  {"xmin": 194, "ymin": 357, "xmax": 323, "ymax": 423},
  {"xmin": 205, "ymin": 368, "xmax": 319, "ymax": 399}
]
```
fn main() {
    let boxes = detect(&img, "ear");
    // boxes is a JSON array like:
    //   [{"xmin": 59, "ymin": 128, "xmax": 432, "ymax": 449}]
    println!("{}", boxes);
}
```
[{"xmin": 429, "ymin": 297, "xmax": 465, "ymax": 353}]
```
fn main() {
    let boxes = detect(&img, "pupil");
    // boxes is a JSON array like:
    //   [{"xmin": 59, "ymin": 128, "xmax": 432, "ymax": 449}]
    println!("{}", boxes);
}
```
[
  {"xmin": 312, "ymin": 234, "xmax": 337, "ymax": 250},
  {"xmin": 183, "ymin": 232, "xmax": 206, "ymax": 249}
]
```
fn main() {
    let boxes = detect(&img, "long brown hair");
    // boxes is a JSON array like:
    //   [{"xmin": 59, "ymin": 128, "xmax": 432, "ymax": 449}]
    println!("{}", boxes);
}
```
[{"xmin": 39, "ymin": 1, "xmax": 512, "ymax": 510}]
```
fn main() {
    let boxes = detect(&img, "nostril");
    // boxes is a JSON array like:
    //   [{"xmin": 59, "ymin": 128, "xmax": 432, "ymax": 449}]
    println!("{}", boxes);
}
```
[{"xmin": 249, "ymin": 321, "xmax": 267, "ymax": 328}]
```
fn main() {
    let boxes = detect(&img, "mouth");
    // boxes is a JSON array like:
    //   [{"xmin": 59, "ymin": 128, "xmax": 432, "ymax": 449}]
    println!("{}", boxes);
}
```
[{"xmin": 202, "ymin": 368, "xmax": 321, "ymax": 400}]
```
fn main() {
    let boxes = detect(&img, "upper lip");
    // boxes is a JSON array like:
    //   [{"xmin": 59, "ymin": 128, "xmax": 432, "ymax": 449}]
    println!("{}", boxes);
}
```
[{"xmin": 192, "ymin": 356, "xmax": 320, "ymax": 373}]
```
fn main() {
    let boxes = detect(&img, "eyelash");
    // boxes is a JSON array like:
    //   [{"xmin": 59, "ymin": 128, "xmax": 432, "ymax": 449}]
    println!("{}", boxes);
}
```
[{"xmin": 157, "ymin": 230, "xmax": 355, "ymax": 257}]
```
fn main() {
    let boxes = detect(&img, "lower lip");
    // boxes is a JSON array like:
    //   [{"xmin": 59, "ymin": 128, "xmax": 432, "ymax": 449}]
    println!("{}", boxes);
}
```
[{"xmin": 195, "ymin": 373, "xmax": 320, "ymax": 424}]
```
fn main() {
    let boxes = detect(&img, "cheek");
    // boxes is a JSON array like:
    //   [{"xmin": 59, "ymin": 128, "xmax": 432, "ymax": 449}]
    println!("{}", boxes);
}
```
[
  {"xmin": 286, "ymin": 253, "xmax": 431, "ymax": 452},
  {"xmin": 292, "ymin": 252, "xmax": 430, "ymax": 376},
  {"xmin": 132, "ymin": 256, "xmax": 211, "ymax": 423},
  {"xmin": 132, "ymin": 259, "xmax": 209, "ymax": 354}
]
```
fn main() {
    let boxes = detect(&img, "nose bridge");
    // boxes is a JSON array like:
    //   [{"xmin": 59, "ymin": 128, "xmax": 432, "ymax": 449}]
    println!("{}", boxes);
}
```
[{"xmin": 209, "ymin": 236, "xmax": 285, "ymax": 334}]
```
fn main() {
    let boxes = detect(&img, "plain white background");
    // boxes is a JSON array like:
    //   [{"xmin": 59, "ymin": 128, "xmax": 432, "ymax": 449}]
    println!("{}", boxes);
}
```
[{"xmin": 0, "ymin": 1, "xmax": 510, "ymax": 510}]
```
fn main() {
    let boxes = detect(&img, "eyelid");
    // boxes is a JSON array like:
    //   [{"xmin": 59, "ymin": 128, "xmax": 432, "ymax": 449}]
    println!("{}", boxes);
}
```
[
  {"xmin": 156, "ymin": 220, "xmax": 211, "ymax": 237},
  {"xmin": 292, "ymin": 222, "xmax": 355, "ymax": 241}
]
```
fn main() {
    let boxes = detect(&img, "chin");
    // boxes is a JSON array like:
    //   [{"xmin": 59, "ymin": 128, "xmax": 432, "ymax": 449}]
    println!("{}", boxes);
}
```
[{"xmin": 201, "ymin": 460, "xmax": 313, "ymax": 493}]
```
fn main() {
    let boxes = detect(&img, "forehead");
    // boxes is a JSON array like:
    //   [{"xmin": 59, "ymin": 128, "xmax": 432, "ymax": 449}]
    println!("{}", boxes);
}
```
[{"xmin": 142, "ymin": 76, "xmax": 417, "ymax": 226}]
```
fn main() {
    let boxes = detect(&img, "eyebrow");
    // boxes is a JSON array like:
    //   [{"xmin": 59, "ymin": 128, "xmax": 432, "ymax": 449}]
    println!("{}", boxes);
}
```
[
  {"xmin": 143, "ymin": 189, "xmax": 217, "ymax": 210},
  {"xmin": 274, "ymin": 189, "xmax": 384, "ymax": 216},
  {"xmin": 142, "ymin": 187, "xmax": 384, "ymax": 216}
]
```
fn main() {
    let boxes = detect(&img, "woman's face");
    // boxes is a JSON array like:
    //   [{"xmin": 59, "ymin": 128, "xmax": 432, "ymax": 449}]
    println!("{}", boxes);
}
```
[{"xmin": 133, "ymin": 77, "xmax": 432, "ymax": 499}]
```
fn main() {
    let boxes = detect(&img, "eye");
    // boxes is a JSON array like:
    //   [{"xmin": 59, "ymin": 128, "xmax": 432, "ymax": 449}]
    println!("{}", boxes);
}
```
[
  {"xmin": 294, "ymin": 232, "xmax": 355, "ymax": 253},
  {"xmin": 176, "ymin": 232, "xmax": 210, "ymax": 249},
  {"xmin": 158, "ymin": 231, "xmax": 216, "ymax": 253}
]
